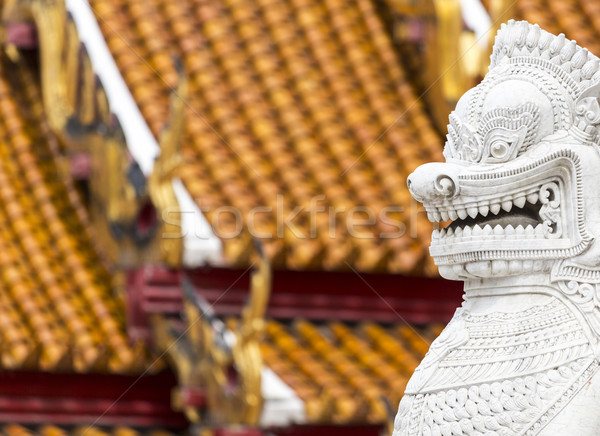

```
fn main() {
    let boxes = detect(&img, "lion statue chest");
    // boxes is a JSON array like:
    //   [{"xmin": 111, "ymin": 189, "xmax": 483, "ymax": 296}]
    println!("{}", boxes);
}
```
[{"xmin": 395, "ymin": 290, "xmax": 600, "ymax": 436}]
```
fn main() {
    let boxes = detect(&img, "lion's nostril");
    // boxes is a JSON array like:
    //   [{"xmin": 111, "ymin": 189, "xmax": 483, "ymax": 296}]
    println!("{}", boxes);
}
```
[
  {"xmin": 407, "ymin": 162, "xmax": 460, "ymax": 201},
  {"xmin": 435, "ymin": 176, "xmax": 456, "ymax": 197}
]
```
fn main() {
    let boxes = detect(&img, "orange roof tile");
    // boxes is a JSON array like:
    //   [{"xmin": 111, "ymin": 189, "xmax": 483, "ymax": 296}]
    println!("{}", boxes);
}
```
[
  {"xmin": 88, "ymin": 0, "xmax": 444, "ymax": 274},
  {"xmin": 0, "ymin": 54, "xmax": 150, "ymax": 373},
  {"xmin": 1, "ymin": 424, "xmax": 175, "ymax": 436},
  {"xmin": 261, "ymin": 319, "xmax": 443, "ymax": 424},
  {"xmin": 512, "ymin": 0, "xmax": 600, "ymax": 55}
]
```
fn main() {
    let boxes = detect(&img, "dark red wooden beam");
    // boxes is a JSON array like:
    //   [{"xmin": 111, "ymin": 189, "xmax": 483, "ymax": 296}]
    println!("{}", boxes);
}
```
[
  {"xmin": 268, "ymin": 424, "xmax": 383, "ymax": 436},
  {"xmin": 0, "ymin": 368, "xmax": 392, "ymax": 435},
  {"xmin": 127, "ymin": 266, "xmax": 463, "ymax": 342},
  {"xmin": 205, "ymin": 424, "xmax": 383, "ymax": 436},
  {"xmin": 0, "ymin": 370, "xmax": 188, "ymax": 429}
]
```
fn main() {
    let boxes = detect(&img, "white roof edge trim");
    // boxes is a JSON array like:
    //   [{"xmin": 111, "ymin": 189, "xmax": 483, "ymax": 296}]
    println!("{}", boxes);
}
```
[
  {"xmin": 65, "ymin": 0, "xmax": 159, "ymax": 175},
  {"xmin": 66, "ymin": 0, "xmax": 224, "ymax": 265},
  {"xmin": 172, "ymin": 178, "xmax": 224, "ymax": 267},
  {"xmin": 260, "ymin": 367, "xmax": 306, "ymax": 426},
  {"xmin": 458, "ymin": 0, "xmax": 492, "ymax": 49}
]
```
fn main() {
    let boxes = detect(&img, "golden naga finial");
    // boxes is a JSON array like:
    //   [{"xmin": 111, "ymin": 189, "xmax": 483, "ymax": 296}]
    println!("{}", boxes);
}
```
[
  {"xmin": 1, "ymin": 0, "xmax": 153, "ymax": 265},
  {"xmin": 1, "ymin": 0, "xmax": 106, "ymax": 144},
  {"xmin": 235, "ymin": 242, "xmax": 272, "ymax": 423},
  {"xmin": 152, "ymin": 243, "xmax": 272, "ymax": 426},
  {"xmin": 148, "ymin": 57, "xmax": 186, "ymax": 267},
  {"xmin": 2, "ymin": 0, "xmax": 70, "ymax": 134}
]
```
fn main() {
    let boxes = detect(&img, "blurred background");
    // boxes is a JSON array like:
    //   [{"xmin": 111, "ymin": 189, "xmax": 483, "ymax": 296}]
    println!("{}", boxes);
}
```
[{"xmin": 0, "ymin": 0, "xmax": 586, "ymax": 434}]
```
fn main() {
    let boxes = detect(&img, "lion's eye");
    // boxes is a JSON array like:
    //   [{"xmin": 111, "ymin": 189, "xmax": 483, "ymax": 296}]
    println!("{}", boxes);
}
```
[
  {"xmin": 444, "ymin": 103, "xmax": 540, "ymax": 164},
  {"xmin": 479, "ymin": 102, "xmax": 540, "ymax": 163}
]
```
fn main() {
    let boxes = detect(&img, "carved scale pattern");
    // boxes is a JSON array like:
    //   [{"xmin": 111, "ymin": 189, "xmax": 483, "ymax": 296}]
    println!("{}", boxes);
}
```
[
  {"xmin": 394, "ymin": 299, "xmax": 598, "ymax": 436},
  {"xmin": 395, "ymin": 358, "xmax": 596, "ymax": 436}
]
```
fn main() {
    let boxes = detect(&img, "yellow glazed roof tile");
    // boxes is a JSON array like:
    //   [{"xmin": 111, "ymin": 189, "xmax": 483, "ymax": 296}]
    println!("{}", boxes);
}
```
[
  {"xmin": 1, "ymin": 425, "xmax": 175, "ymax": 436},
  {"xmin": 88, "ymin": 0, "xmax": 444, "ymax": 275},
  {"xmin": 261, "ymin": 319, "xmax": 443, "ymax": 424},
  {"xmin": 0, "ymin": 55, "xmax": 149, "ymax": 373},
  {"xmin": 511, "ymin": 0, "xmax": 600, "ymax": 55}
]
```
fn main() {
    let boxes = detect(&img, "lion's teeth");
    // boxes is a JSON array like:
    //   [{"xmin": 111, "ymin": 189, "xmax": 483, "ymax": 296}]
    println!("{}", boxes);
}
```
[
  {"xmin": 490, "ymin": 203, "xmax": 501, "ymax": 215},
  {"xmin": 457, "ymin": 208, "xmax": 468, "ymax": 220},
  {"xmin": 440, "ymin": 210, "xmax": 449, "ymax": 221},
  {"xmin": 478, "ymin": 205, "xmax": 489, "ymax": 217},
  {"xmin": 439, "ymin": 265, "xmax": 460, "ymax": 280},
  {"xmin": 448, "ymin": 209, "xmax": 458, "ymax": 220},
  {"xmin": 472, "ymin": 224, "xmax": 483, "ymax": 236},
  {"xmin": 467, "ymin": 207, "xmax": 478, "ymax": 219},
  {"xmin": 527, "ymin": 193, "xmax": 539, "ymax": 204},
  {"xmin": 493, "ymin": 225, "xmax": 504, "ymax": 236},
  {"xmin": 453, "ymin": 264, "xmax": 467, "ymax": 278},
  {"xmin": 514, "ymin": 196, "xmax": 526, "ymax": 208},
  {"xmin": 491, "ymin": 260, "xmax": 509, "ymax": 275},
  {"xmin": 501, "ymin": 201, "xmax": 513, "ymax": 212},
  {"xmin": 525, "ymin": 224, "xmax": 534, "ymax": 235},
  {"xmin": 466, "ymin": 261, "xmax": 491, "ymax": 276},
  {"xmin": 483, "ymin": 224, "xmax": 493, "ymax": 236},
  {"xmin": 508, "ymin": 260, "xmax": 523, "ymax": 274}
]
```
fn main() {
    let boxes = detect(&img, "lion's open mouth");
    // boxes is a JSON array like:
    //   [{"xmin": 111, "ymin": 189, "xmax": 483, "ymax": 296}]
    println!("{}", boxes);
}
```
[
  {"xmin": 447, "ymin": 198, "xmax": 540, "ymax": 230},
  {"xmin": 412, "ymin": 150, "xmax": 594, "ymax": 277},
  {"xmin": 426, "ymin": 181, "xmax": 561, "ymax": 243}
]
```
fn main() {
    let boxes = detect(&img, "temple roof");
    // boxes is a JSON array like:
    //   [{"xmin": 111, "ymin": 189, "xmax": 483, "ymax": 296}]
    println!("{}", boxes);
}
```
[
  {"xmin": 88, "ymin": 0, "xmax": 443, "ymax": 275},
  {"xmin": 0, "ymin": 54, "xmax": 149, "ymax": 374},
  {"xmin": 261, "ymin": 318, "xmax": 442, "ymax": 424},
  {"xmin": 513, "ymin": 0, "xmax": 600, "ymax": 55},
  {"xmin": 0, "ymin": 425, "xmax": 174, "ymax": 436}
]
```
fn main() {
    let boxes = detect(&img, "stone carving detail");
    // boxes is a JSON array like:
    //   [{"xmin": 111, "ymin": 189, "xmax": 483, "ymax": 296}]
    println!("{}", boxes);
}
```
[
  {"xmin": 396, "ymin": 300, "xmax": 597, "ymax": 435},
  {"xmin": 446, "ymin": 102, "xmax": 540, "ymax": 163},
  {"xmin": 400, "ymin": 20, "xmax": 600, "ymax": 436},
  {"xmin": 396, "ymin": 359, "xmax": 596, "ymax": 436},
  {"xmin": 538, "ymin": 182, "xmax": 561, "ymax": 239}
]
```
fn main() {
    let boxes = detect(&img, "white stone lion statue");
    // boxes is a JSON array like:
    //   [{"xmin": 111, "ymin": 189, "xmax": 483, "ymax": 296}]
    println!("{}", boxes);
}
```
[{"xmin": 397, "ymin": 20, "xmax": 600, "ymax": 436}]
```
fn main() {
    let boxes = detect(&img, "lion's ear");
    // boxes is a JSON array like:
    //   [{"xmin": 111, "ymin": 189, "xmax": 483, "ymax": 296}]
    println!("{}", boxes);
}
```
[
  {"xmin": 572, "ymin": 82, "xmax": 600, "ymax": 144},
  {"xmin": 552, "ymin": 224, "xmax": 600, "ymax": 284}
]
